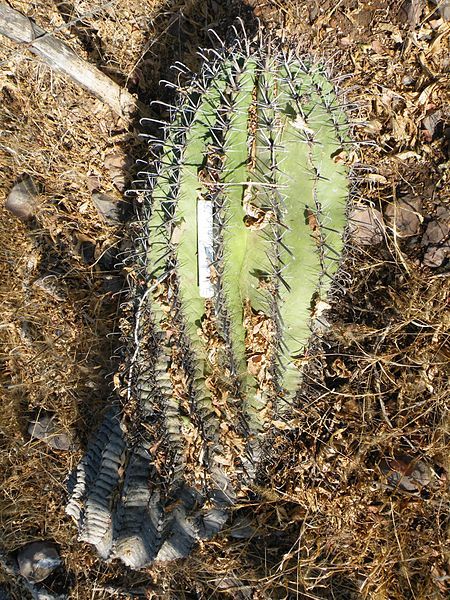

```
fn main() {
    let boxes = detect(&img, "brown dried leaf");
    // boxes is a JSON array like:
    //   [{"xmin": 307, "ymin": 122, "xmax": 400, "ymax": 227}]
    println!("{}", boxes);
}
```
[
  {"xmin": 385, "ymin": 196, "xmax": 423, "ymax": 237},
  {"xmin": 380, "ymin": 454, "xmax": 433, "ymax": 493},
  {"xmin": 349, "ymin": 204, "xmax": 385, "ymax": 245},
  {"xmin": 421, "ymin": 206, "xmax": 450, "ymax": 266}
]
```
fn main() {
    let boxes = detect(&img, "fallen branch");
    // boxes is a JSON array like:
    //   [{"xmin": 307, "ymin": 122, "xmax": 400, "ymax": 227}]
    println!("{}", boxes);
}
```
[{"xmin": 0, "ymin": 3, "xmax": 148, "ymax": 121}]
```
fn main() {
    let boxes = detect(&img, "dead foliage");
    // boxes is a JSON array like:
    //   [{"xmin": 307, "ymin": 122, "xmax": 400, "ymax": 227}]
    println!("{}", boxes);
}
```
[{"xmin": 0, "ymin": 0, "xmax": 449, "ymax": 598}]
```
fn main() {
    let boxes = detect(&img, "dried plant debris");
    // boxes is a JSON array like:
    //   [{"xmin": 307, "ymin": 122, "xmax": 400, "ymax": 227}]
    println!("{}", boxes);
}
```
[{"xmin": 66, "ymin": 29, "xmax": 354, "ymax": 569}]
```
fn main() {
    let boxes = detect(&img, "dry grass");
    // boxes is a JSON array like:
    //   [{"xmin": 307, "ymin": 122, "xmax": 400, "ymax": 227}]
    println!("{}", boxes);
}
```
[{"xmin": 0, "ymin": 0, "xmax": 449, "ymax": 598}]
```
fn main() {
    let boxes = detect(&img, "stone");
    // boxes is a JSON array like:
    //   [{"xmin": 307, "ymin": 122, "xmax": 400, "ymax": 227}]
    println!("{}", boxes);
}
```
[
  {"xmin": 422, "ymin": 109, "xmax": 443, "ymax": 141},
  {"xmin": 32, "ymin": 588, "xmax": 68, "ymax": 600},
  {"xmin": 103, "ymin": 151, "xmax": 130, "ymax": 192},
  {"xmin": 348, "ymin": 204, "xmax": 385, "ymax": 245},
  {"xmin": 28, "ymin": 413, "xmax": 77, "ymax": 451},
  {"xmin": 17, "ymin": 542, "xmax": 61, "ymax": 583},
  {"xmin": 32, "ymin": 275, "xmax": 66, "ymax": 302},
  {"xmin": 5, "ymin": 175, "xmax": 39, "ymax": 222},
  {"xmin": 384, "ymin": 196, "xmax": 423, "ymax": 237}
]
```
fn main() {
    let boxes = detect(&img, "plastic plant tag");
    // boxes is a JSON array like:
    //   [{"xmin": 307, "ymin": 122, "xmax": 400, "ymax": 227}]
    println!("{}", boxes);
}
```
[{"xmin": 197, "ymin": 199, "xmax": 214, "ymax": 298}]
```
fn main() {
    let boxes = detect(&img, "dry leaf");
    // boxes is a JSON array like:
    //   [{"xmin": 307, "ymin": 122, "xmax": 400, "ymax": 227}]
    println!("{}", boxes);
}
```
[
  {"xmin": 385, "ymin": 196, "xmax": 423, "ymax": 237},
  {"xmin": 381, "ymin": 454, "xmax": 432, "ymax": 493},
  {"xmin": 349, "ymin": 204, "xmax": 385, "ymax": 245}
]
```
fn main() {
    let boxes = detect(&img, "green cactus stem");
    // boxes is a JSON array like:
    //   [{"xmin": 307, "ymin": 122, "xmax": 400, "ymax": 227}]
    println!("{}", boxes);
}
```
[{"xmin": 67, "ymin": 32, "xmax": 352, "ymax": 569}]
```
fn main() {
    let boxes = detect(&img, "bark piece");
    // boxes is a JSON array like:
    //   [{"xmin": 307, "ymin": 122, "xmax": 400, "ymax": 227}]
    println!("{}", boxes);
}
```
[{"xmin": 0, "ymin": 4, "xmax": 144, "ymax": 121}]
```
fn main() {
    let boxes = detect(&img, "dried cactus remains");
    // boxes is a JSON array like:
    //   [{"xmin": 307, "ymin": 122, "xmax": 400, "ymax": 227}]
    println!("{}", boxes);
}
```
[{"xmin": 66, "ymin": 28, "xmax": 351, "ymax": 569}]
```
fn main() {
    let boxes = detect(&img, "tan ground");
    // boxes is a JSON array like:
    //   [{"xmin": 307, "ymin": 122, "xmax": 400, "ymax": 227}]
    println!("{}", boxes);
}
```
[{"xmin": 0, "ymin": 0, "xmax": 449, "ymax": 598}]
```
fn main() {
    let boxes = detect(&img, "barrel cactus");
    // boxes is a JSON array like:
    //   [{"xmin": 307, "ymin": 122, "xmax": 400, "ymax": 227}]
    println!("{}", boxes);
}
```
[{"xmin": 66, "ymin": 30, "xmax": 350, "ymax": 569}]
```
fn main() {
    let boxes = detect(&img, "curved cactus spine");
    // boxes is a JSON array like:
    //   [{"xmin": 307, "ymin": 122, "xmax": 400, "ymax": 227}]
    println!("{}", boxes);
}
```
[{"xmin": 67, "ymin": 35, "xmax": 352, "ymax": 569}]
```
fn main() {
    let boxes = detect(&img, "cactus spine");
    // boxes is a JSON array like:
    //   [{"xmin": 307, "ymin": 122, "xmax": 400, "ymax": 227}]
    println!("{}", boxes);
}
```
[{"xmin": 67, "ymin": 32, "xmax": 350, "ymax": 569}]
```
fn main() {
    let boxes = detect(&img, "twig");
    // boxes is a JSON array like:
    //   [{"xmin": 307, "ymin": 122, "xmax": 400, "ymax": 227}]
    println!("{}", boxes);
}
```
[{"xmin": 0, "ymin": 3, "xmax": 148, "ymax": 121}]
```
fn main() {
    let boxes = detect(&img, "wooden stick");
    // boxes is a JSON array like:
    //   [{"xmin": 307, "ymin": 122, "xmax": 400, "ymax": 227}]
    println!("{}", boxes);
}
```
[{"xmin": 0, "ymin": 3, "xmax": 148, "ymax": 121}]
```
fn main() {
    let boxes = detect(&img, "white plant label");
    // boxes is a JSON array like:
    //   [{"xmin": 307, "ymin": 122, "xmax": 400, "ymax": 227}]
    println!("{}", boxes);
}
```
[{"xmin": 197, "ymin": 199, "xmax": 214, "ymax": 298}]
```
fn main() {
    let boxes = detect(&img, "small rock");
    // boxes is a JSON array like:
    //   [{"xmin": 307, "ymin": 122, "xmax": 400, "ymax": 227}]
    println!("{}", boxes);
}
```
[
  {"xmin": 17, "ymin": 542, "xmax": 61, "ymax": 583},
  {"xmin": 5, "ymin": 175, "xmax": 39, "ymax": 222},
  {"xmin": 92, "ymin": 192, "xmax": 120, "ymax": 224},
  {"xmin": 32, "ymin": 275, "xmax": 66, "ymax": 301},
  {"xmin": 385, "ymin": 196, "xmax": 423, "ymax": 237},
  {"xmin": 422, "ymin": 245, "xmax": 449, "ymax": 268},
  {"xmin": 381, "ymin": 454, "xmax": 432, "ymax": 494},
  {"xmin": 215, "ymin": 577, "xmax": 252, "ymax": 597},
  {"xmin": 28, "ymin": 412, "xmax": 77, "ymax": 451},
  {"xmin": 444, "ymin": 126, "xmax": 450, "ymax": 159},
  {"xmin": 98, "ymin": 247, "xmax": 118, "ymax": 271},
  {"xmin": 102, "ymin": 275, "xmax": 123, "ymax": 293},
  {"xmin": 86, "ymin": 173, "xmax": 101, "ymax": 193},
  {"xmin": 402, "ymin": 74, "xmax": 416, "ymax": 86},
  {"xmin": 32, "ymin": 588, "xmax": 68, "ymax": 600},
  {"xmin": 80, "ymin": 241, "xmax": 96, "ymax": 264},
  {"xmin": 348, "ymin": 204, "xmax": 385, "ymax": 245},
  {"xmin": 398, "ymin": 0, "xmax": 423, "ymax": 27}
]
